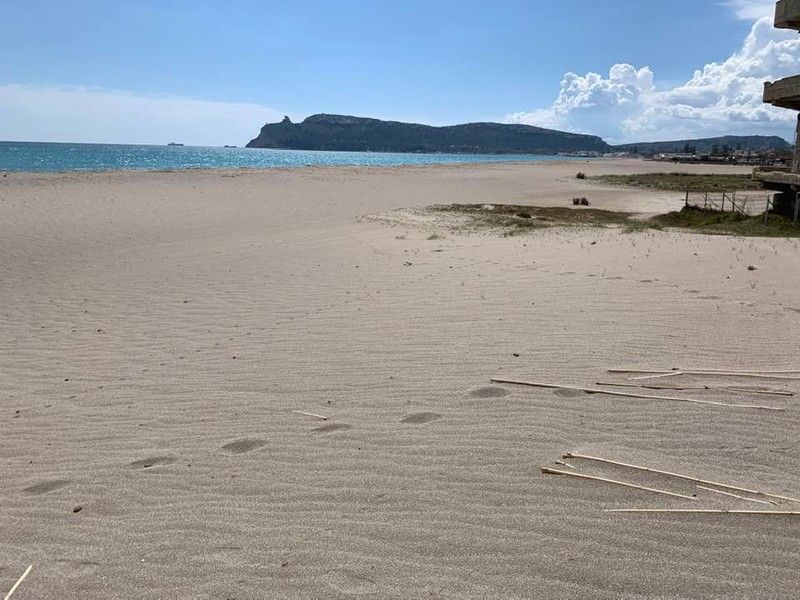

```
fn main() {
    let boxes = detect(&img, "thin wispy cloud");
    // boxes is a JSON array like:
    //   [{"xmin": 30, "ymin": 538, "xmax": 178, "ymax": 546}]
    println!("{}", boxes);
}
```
[
  {"xmin": 0, "ymin": 85, "xmax": 287, "ymax": 146},
  {"xmin": 723, "ymin": 0, "xmax": 776, "ymax": 21}
]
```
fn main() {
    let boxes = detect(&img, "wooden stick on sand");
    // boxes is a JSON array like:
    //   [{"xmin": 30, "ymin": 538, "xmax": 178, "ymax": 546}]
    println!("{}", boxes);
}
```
[
  {"xmin": 541, "ymin": 467, "xmax": 696, "ymax": 500},
  {"xmin": 681, "ymin": 368, "xmax": 800, "ymax": 375},
  {"xmin": 606, "ymin": 509, "xmax": 800, "ymax": 515},
  {"xmin": 595, "ymin": 381, "xmax": 793, "ymax": 397},
  {"xmin": 696, "ymin": 485, "xmax": 777, "ymax": 506},
  {"xmin": 611, "ymin": 367, "xmax": 800, "ymax": 374},
  {"xmin": 490, "ymin": 378, "xmax": 784, "ymax": 411},
  {"xmin": 4, "ymin": 565, "xmax": 32, "ymax": 600},
  {"xmin": 609, "ymin": 368, "xmax": 800, "ymax": 381},
  {"xmin": 564, "ymin": 453, "xmax": 800, "ymax": 504},
  {"xmin": 291, "ymin": 410, "xmax": 328, "ymax": 421},
  {"xmin": 628, "ymin": 371, "xmax": 683, "ymax": 381}
]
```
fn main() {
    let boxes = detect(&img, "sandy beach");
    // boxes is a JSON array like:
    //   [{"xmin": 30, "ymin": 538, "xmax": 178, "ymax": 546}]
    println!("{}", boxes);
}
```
[{"xmin": 2, "ymin": 159, "xmax": 800, "ymax": 598}]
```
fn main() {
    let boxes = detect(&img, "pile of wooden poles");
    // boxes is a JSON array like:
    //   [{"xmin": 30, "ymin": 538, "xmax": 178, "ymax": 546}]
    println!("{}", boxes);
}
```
[
  {"xmin": 542, "ymin": 453, "xmax": 800, "ymax": 516},
  {"xmin": 492, "ymin": 365, "xmax": 800, "ymax": 515},
  {"xmin": 492, "ymin": 365, "xmax": 797, "ymax": 412}
]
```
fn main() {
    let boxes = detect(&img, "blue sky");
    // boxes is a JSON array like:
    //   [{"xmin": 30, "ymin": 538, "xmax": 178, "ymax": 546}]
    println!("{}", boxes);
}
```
[{"xmin": 0, "ymin": 0, "xmax": 795, "ymax": 145}]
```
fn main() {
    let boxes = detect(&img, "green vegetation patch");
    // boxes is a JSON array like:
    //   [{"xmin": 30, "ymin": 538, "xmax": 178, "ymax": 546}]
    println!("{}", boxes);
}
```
[
  {"xmin": 430, "ymin": 203, "xmax": 631, "ymax": 235},
  {"xmin": 429, "ymin": 203, "xmax": 800, "ymax": 238},
  {"xmin": 650, "ymin": 205, "xmax": 800, "ymax": 238},
  {"xmin": 590, "ymin": 172, "xmax": 764, "ymax": 192}
]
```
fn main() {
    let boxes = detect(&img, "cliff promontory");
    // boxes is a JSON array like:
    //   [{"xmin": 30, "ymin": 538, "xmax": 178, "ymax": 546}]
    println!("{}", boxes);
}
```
[{"xmin": 246, "ymin": 114, "xmax": 611, "ymax": 154}]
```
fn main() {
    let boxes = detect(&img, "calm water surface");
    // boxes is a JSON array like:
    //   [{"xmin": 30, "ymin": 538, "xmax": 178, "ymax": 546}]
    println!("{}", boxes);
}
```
[{"xmin": 0, "ymin": 141, "xmax": 591, "ymax": 173}]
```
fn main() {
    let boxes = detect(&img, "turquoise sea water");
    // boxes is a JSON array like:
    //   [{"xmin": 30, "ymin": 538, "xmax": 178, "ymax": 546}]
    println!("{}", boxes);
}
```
[{"xmin": 0, "ymin": 141, "xmax": 589, "ymax": 173}]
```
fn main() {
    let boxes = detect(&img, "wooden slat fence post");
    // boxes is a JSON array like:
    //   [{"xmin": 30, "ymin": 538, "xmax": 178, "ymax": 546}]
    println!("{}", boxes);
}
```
[
  {"xmin": 765, "ymin": 195, "xmax": 772, "ymax": 225},
  {"xmin": 794, "ymin": 192, "xmax": 800, "ymax": 226}
]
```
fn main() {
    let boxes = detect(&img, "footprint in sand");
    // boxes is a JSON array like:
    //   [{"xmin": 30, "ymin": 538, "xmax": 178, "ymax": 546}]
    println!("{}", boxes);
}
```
[
  {"xmin": 23, "ymin": 479, "xmax": 71, "ymax": 495},
  {"xmin": 401, "ymin": 412, "xmax": 442, "ymax": 424},
  {"xmin": 312, "ymin": 423, "xmax": 352, "ymax": 434},
  {"xmin": 128, "ymin": 456, "xmax": 176, "ymax": 469},
  {"xmin": 553, "ymin": 388, "xmax": 584, "ymax": 398},
  {"xmin": 469, "ymin": 386, "xmax": 510, "ymax": 399},
  {"xmin": 221, "ymin": 438, "xmax": 267, "ymax": 455}
]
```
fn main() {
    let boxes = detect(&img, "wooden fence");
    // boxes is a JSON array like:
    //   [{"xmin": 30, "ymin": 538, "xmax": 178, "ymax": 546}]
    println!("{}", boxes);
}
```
[
  {"xmin": 684, "ymin": 190, "xmax": 773, "ymax": 217},
  {"xmin": 684, "ymin": 190, "xmax": 800, "ymax": 225}
]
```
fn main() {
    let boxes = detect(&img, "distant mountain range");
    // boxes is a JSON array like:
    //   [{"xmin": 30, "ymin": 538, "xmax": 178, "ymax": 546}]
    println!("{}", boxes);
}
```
[
  {"xmin": 246, "ymin": 114, "xmax": 792, "ymax": 156},
  {"xmin": 612, "ymin": 136, "xmax": 791, "ymax": 155},
  {"xmin": 246, "ymin": 114, "xmax": 610, "ymax": 154}
]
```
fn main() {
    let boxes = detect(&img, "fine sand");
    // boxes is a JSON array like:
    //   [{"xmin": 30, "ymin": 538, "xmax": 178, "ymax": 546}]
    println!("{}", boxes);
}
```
[{"xmin": 2, "ymin": 159, "xmax": 800, "ymax": 598}]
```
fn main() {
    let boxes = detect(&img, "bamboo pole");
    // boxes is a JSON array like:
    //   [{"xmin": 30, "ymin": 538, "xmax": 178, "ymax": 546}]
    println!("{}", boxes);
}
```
[
  {"xmin": 595, "ymin": 381, "xmax": 793, "ymax": 397},
  {"xmin": 628, "ymin": 371, "xmax": 683, "ymax": 381},
  {"xmin": 555, "ymin": 460, "xmax": 577, "ymax": 470},
  {"xmin": 605, "ymin": 509, "xmax": 800, "ymax": 515},
  {"xmin": 685, "ymin": 368, "xmax": 800, "ymax": 374},
  {"xmin": 695, "ymin": 373, "xmax": 800, "ymax": 380},
  {"xmin": 490, "ymin": 378, "xmax": 784, "ymax": 411},
  {"xmin": 563, "ymin": 453, "xmax": 800, "ymax": 504},
  {"xmin": 291, "ymin": 410, "xmax": 328, "ymax": 420},
  {"xmin": 4, "ymin": 565, "xmax": 32, "ymax": 600},
  {"xmin": 610, "ymin": 368, "xmax": 800, "ymax": 380},
  {"xmin": 696, "ymin": 485, "xmax": 777, "ymax": 506},
  {"xmin": 541, "ymin": 467, "xmax": 696, "ymax": 500}
]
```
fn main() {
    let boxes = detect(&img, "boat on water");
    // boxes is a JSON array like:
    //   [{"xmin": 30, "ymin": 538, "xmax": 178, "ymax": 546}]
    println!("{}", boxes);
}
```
[{"xmin": 167, "ymin": 142, "xmax": 184, "ymax": 147}]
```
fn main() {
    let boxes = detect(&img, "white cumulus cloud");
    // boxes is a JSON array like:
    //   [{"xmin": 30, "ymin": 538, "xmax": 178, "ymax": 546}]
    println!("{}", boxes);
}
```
[
  {"xmin": 506, "ymin": 16, "xmax": 800, "ymax": 144},
  {"xmin": 0, "ymin": 84, "xmax": 287, "ymax": 146}
]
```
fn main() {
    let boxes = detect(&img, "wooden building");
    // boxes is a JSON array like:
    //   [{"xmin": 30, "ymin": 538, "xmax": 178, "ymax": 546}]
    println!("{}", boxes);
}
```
[{"xmin": 754, "ymin": 0, "xmax": 800, "ymax": 218}]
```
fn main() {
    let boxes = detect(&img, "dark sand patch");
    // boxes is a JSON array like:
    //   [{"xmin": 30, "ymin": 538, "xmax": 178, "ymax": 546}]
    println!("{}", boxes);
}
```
[
  {"xmin": 23, "ymin": 479, "xmax": 71, "ymax": 495},
  {"xmin": 221, "ymin": 438, "xmax": 267, "ymax": 455},
  {"xmin": 313, "ymin": 423, "xmax": 353, "ymax": 434},
  {"xmin": 553, "ymin": 388, "xmax": 584, "ymax": 398},
  {"xmin": 469, "ymin": 386, "xmax": 510, "ymax": 399},
  {"xmin": 401, "ymin": 412, "xmax": 442, "ymax": 424}
]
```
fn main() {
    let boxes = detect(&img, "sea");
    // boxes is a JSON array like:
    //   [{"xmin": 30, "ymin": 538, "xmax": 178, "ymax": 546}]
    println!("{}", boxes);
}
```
[{"xmin": 0, "ymin": 141, "xmax": 590, "ymax": 173}]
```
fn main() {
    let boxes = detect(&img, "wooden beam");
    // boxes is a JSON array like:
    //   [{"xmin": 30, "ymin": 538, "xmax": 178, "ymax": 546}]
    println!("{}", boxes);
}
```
[
  {"xmin": 564, "ymin": 453, "xmax": 800, "ymax": 504},
  {"xmin": 606, "ymin": 509, "xmax": 800, "ymax": 515},
  {"xmin": 608, "ymin": 368, "xmax": 800, "ymax": 381},
  {"xmin": 595, "ymin": 381, "xmax": 793, "ymax": 397},
  {"xmin": 696, "ymin": 485, "xmax": 777, "ymax": 506},
  {"xmin": 4, "ymin": 565, "xmax": 32, "ymax": 600},
  {"xmin": 541, "ymin": 467, "xmax": 696, "ymax": 500},
  {"xmin": 291, "ymin": 410, "xmax": 328, "ymax": 420},
  {"xmin": 490, "ymin": 378, "xmax": 784, "ymax": 411}
]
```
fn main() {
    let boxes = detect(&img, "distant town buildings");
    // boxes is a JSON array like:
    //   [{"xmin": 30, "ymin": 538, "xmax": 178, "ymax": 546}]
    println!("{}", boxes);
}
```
[{"xmin": 647, "ymin": 151, "xmax": 788, "ymax": 167}]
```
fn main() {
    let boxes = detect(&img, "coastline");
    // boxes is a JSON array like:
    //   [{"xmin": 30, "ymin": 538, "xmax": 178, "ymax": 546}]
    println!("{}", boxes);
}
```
[
  {"xmin": 0, "ymin": 141, "xmax": 601, "ymax": 175},
  {"xmin": 0, "ymin": 157, "xmax": 600, "ymax": 178}
]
